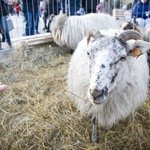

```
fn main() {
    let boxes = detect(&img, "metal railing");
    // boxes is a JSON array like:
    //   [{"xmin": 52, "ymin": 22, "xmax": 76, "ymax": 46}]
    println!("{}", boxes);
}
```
[{"xmin": 0, "ymin": 0, "xmax": 133, "ymax": 43}]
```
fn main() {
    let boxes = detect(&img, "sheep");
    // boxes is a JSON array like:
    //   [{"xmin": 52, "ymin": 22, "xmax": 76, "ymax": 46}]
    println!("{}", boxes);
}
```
[
  {"xmin": 120, "ymin": 21, "xmax": 150, "ymax": 42},
  {"xmin": 66, "ymin": 29, "xmax": 150, "ymax": 142},
  {"xmin": 50, "ymin": 12, "xmax": 119, "ymax": 50},
  {"xmin": 144, "ymin": 23, "xmax": 150, "ymax": 42},
  {"xmin": 120, "ymin": 21, "xmax": 150, "ymax": 73},
  {"xmin": 120, "ymin": 21, "xmax": 143, "ymax": 34}
]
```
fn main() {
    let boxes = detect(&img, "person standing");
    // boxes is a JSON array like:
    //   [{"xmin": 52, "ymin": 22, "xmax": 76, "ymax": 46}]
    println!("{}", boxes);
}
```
[
  {"xmin": 132, "ymin": 0, "xmax": 150, "ymax": 28},
  {"xmin": 42, "ymin": 0, "xmax": 48, "ymax": 30},
  {"xmin": 0, "ymin": 0, "xmax": 12, "ymax": 49},
  {"xmin": 43, "ymin": 0, "xmax": 61, "ymax": 32},
  {"xmin": 35, "ymin": 4, "xmax": 41, "ymax": 34},
  {"xmin": 22, "ymin": 0, "xmax": 40, "ymax": 36}
]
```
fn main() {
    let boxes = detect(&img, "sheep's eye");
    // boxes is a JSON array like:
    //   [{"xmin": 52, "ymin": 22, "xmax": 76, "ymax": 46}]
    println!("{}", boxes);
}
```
[
  {"xmin": 87, "ymin": 52, "xmax": 90, "ymax": 56},
  {"xmin": 120, "ymin": 56, "xmax": 126, "ymax": 61}
]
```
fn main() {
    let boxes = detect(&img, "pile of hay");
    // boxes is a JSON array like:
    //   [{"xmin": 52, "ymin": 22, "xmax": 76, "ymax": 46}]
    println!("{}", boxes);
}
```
[{"xmin": 0, "ymin": 42, "xmax": 149, "ymax": 149}]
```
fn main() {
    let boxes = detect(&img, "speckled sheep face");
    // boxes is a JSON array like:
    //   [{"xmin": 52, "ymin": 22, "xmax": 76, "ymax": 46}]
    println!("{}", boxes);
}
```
[{"xmin": 87, "ymin": 35, "xmax": 127, "ymax": 104}]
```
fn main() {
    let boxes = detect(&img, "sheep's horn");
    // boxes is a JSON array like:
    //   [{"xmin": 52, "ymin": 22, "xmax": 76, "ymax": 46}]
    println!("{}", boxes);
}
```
[
  {"xmin": 118, "ymin": 30, "xmax": 143, "ymax": 41},
  {"xmin": 121, "ymin": 21, "xmax": 134, "ymax": 30},
  {"xmin": 87, "ymin": 30, "xmax": 101, "ymax": 44}
]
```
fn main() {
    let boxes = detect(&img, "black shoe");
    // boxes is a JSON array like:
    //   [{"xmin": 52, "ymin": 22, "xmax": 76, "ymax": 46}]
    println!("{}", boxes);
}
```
[
  {"xmin": 42, "ymin": 27, "xmax": 48, "ymax": 30},
  {"xmin": 36, "ymin": 31, "xmax": 40, "ymax": 34}
]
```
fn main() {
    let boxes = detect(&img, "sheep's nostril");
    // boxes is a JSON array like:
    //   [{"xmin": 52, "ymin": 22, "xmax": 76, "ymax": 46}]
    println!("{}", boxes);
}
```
[
  {"xmin": 90, "ymin": 89, "xmax": 103, "ymax": 100},
  {"xmin": 90, "ymin": 87, "xmax": 108, "ymax": 100}
]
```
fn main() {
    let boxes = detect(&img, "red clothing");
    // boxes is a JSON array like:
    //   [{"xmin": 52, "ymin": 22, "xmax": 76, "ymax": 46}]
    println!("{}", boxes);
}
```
[{"xmin": 15, "ymin": 3, "xmax": 20, "ymax": 13}]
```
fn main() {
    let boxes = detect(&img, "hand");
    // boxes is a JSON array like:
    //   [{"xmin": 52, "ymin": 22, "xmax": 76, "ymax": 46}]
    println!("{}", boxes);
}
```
[{"xmin": 0, "ymin": 84, "xmax": 8, "ymax": 93}]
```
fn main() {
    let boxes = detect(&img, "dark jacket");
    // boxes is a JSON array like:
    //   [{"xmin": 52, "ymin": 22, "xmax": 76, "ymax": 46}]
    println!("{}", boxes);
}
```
[
  {"xmin": 132, "ymin": 0, "xmax": 150, "ymax": 19},
  {"xmin": 0, "ymin": 1, "xmax": 9, "ymax": 17},
  {"xmin": 22, "ymin": 0, "xmax": 40, "ymax": 12}
]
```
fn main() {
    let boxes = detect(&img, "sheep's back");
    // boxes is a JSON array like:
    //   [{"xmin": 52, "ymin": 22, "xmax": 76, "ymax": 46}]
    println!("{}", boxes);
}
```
[{"xmin": 52, "ymin": 13, "xmax": 119, "ymax": 50}]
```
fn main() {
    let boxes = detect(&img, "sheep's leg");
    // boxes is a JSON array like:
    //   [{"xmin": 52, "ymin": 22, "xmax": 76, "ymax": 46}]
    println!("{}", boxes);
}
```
[{"xmin": 91, "ymin": 116, "xmax": 98, "ymax": 142}]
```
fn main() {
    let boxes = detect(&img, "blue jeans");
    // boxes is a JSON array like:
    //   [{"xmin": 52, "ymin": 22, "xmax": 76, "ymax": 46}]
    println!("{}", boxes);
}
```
[
  {"xmin": 24, "ymin": 11, "xmax": 39, "ymax": 36},
  {"xmin": 0, "ymin": 16, "xmax": 12, "ymax": 46}
]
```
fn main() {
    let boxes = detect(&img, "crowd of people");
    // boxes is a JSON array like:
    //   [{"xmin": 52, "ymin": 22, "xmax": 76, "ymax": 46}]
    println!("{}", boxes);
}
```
[{"xmin": 0, "ymin": 0, "xmax": 105, "ymax": 45}]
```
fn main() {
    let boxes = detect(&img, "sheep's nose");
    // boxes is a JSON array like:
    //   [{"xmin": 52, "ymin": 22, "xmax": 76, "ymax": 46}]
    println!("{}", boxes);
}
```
[
  {"xmin": 90, "ymin": 89, "xmax": 101, "ymax": 100},
  {"xmin": 90, "ymin": 87, "xmax": 108, "ymax": 100}
]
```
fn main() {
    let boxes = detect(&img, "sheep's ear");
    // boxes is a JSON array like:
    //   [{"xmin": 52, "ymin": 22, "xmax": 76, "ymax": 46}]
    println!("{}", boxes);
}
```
[
  {"xmin": 87, "ymin": 30, "xmax": 101, "ymax": 44},
  {"xmin": 126, "ymin": 40, "xmax": 150, "ymax": 57}
]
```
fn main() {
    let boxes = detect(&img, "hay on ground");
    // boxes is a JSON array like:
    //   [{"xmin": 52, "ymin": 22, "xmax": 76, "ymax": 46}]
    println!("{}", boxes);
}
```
[{"xmin": 0, "ymin": 42, "xmax": 149, "ymax": 150}]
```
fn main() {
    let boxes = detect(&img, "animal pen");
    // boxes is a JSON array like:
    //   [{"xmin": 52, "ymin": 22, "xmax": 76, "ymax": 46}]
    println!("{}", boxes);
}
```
[{"xmin": 0, "ymin": 0, "xmax": 150, "ymax": 149}]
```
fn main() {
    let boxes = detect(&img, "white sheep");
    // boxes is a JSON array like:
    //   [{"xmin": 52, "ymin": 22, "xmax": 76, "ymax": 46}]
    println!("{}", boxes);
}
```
[
  {"xmin": 50, "ymin": 12, "xmax": 119, "ymax": 50},
  {"xmin": 144, "ymin": 23, "xmax": 150, "ymax": 42},
  {"xmin": 67, "ymin": 30, "xmax": 150, "ymax": 142}
]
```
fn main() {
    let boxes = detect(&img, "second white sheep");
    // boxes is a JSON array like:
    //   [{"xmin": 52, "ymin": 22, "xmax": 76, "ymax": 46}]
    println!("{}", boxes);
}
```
[{"xmin": 50, "ymin": 12, "xmax": 119, "ymax": 50}]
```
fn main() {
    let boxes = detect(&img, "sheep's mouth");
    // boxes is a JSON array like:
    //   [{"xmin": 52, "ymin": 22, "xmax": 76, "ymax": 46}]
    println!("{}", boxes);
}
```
[
  {"xmin": 93, "ymin": 94, "xmax": 107, "ymax": 104},
  {"xmin": 88, "ymin": 91, "xmax": 108, "ymax": 105},
  {"xmin": 88, "ymin": 87, "xmax": 108, "ymax": 105}
]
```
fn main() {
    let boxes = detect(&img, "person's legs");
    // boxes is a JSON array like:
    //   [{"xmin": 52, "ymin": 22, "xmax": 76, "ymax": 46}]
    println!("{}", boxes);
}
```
[
  {"xmin": 24, "ymin": 12, "xmax": 29, "ymax": 35},
  {"xmin": 43, "ymin": 12, "xmax": 48, "ymax": 30},
  {"xmin": 0, "ymin": 16, "xmax": 12, "ymax": 46},
  {"xmin": 35, "ymin": 11, "xmax": 40, "ymax": 34},
  {"xmin": 0, "ymin": 25, "xmax": 5, "ymax": 42},
  {"xmin": 136, "ymin": 18, "xmax": 145, "ymax": 29},
  {"xmin": 24, "ymin": 11, "xmax": 34, "ymax": 36},
  {"xmin": 31, "ymin": 11, "xmax": 36, "ymax": 35}
]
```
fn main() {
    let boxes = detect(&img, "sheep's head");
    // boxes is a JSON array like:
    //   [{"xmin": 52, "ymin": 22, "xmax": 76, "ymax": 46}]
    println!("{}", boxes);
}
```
[
  {"xmin": 50, "ymin": 12, "xmax": 68, "ymax": 34},
  {"xmin": 120, "ymin": 21, "xmax": 142, "ymax": 34},
  {"xmin": 121, "ymin": 21, "xmax": 135, "ymax": 30},
  {"xmin": 86, "ymin": 30, "xmax": 150, "ymax": 104}
]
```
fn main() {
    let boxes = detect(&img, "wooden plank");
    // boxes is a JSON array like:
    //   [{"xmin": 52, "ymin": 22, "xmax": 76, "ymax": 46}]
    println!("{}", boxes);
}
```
[{"xmin": 12, "ymin": 33, "xmax": 54, "ymax": 46}]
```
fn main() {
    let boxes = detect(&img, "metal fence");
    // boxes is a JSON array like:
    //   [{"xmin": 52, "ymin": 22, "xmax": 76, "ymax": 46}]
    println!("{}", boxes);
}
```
[{"xmin": 0, "ymin": 0, "xmax": 133, "ymax": 42}]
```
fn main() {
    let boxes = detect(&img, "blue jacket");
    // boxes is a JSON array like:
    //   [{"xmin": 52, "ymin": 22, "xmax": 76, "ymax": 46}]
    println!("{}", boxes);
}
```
[{"xmin": 132, "ymin": 0, "xmax": 150, "ymax": 19}]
